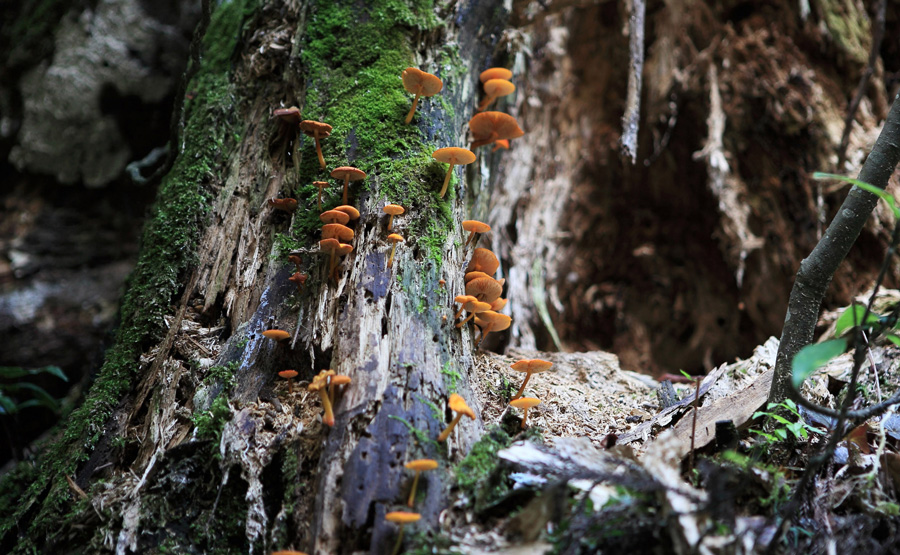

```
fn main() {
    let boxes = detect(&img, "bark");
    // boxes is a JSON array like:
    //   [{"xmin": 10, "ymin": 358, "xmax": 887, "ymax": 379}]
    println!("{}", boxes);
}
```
[{"xmin": 769, "ymin": 96, "xmax": 900, "ymax": 404}]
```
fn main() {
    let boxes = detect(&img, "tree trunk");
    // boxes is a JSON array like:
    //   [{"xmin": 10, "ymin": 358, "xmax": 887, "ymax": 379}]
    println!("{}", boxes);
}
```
[{"xmin": 1, "ymin": 0, "xmax": 511, "ymax": 553}]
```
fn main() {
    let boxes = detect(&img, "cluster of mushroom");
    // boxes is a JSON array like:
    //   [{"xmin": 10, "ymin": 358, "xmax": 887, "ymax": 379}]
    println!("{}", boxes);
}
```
[
  {"xmin": 454, "ymin": 247, "xmax": 511, "ymax": 347},
  {"xmin": 272, "ymin": 107, "xmax": 333, "ymax": 175},
  {"xmin": 307, "ymin": 369, "xmax": 351, "ymax": 427}
]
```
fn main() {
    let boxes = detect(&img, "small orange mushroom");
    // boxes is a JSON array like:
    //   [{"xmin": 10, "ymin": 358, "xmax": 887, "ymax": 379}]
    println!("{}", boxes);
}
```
[
  {"xmin": 437, "ymin": 393, "xmax": 475, "ymax": 442},
  {"xmin": 465, "ymin": 271, "xmax": 492, "ymax": 283},
  {"xmin": 321, "ymin": 223, "xmax": 355, "ymax": 242},
  {"xmin": 320, "ymin": 209, "xmax": 351, "ymax": 226},
  {"xmin": 313, "ymin": 181, "xmax": 329, "ymax": 211},
  {"xmin": 278, "ymin": 369, "xmax": 299, "ymax": 395},
  {"xmin": 469, "ymin": 111, "xmax": 524, "ymax": 149},
  {"xmin": 405, "ymin": 459, "xmax": 438, "ymax": 507},
  {"xmin": 288, "ymin": 253, "xmax": 302, "ymax": 270},
  {"xmin": 383, "ymin": 204, "xmax": 405, "ymax": 231},
  {"xmin": 330, "ymin": 166, "xmax": 366, "ymax": 205},
  {"xmin": 474, "ymin": 311, "xmax": 512, "ymax": 347},
  {"xmin": 433, "ymin": 147, "xmax": 476, "ymax": 198},
  {"xmin": 328, "ymin": 374, "xmax": 351, "ymax": 404},
  {"xmin": 462, "ymin": 220, "xmax": 491, "ymax": 247},
  {"xmin": 262, "ymin": 329, "xmax": 291, "ymax": 342},
  {"xmin": 479, "ymin": 67, "xmax": 512, "ymax": 83},
  {"xmin": 288, "ymin": 271, "xmax": 308, "ymax": 291},
  {"xmin": 492, "ymin": 139, "xmax": 510, "ymax": 152},
  {"xmin": 402, "ymin": 67, "xmax": 443, "ymax": 125},
  {"xmin": 490, "ymin": 297, "xmax": 508, "ymax": 311},
  {"xmin": 386, "ymin": 511, "xmax": 421, "ymax": 555},
  {"xmin": 268, "ymin": 198, "xmax": 298, "ymax": 212},
  {"xmin": 509, "ymin": 397, "xmax": 541, "ymax": 429},
  {"xmin": 465, "ymin": 276, "xmax": 503, "ymax": 304},
  {"xmin": 309, "ymin": 370, "xmax": 336, "ymax": 426},
  {"xmin": 453, "ymin": 294, "xmax": 478, "ymax": 320},
  {"xmin": 386, "ymin": 233, "xmax": 404, "ymax": 269},
  {"xmin": 509, "ymin": 359, "xmax": 553, "ymax": 400},
  {"xmin": 333, "ymin": 243, "xmax": 353, "ymax": 280},
  {"xmin": 477, "ymin": 78, "xmax": 516, "ymax": 112},
  {"xmin": 273, "ymin": 107, "xmax": 302, "ymax": 166},
  {"xmin": 319, "ymin": 238, "xmax": 341, "ymax": 279},
  {"xmin": 333, "ymin": 205, "xmax": 361, "ymax": 221},
  {"xmin": 299, "ymin": 120, "xmax": 332, "ymax": 169},
  {"xmin": 466, "ymin": 247, "xmax": 500, "ymax": 275},
  {"xmin": 456, "ymin": 299, "xmax": 492, "ymax": 328}
]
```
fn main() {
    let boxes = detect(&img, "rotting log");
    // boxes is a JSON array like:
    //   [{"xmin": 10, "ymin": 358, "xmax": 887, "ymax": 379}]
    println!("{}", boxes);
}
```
[{"xmin": 0, "ymin": 0, "xmax": 512, "ymax": 553}]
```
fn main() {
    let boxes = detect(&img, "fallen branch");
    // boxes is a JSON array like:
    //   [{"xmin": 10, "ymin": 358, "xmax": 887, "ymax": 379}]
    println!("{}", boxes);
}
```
[{"xmin": 619, "ymin": 0, "xmax": 645, "ymax": 164}]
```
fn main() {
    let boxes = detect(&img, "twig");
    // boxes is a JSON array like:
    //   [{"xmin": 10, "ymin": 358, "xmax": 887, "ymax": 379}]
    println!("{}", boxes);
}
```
[
  {"xmin": 619, "ymin": 0, "xmax": 645, "ymax": 164},
  {"xmin": 836, "ymin": 0, "xmax": 886, "ymax": 169}
]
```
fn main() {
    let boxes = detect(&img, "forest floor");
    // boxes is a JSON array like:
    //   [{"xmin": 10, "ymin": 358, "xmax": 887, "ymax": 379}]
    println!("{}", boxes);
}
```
[{"xmin": 431, "ymin": 290, "xmax": 900, "ymax": 554}]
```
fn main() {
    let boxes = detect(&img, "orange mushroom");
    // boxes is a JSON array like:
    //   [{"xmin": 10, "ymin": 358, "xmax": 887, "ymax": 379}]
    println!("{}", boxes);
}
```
[
  {"xmin": 278, "ymin": 369, "xmax": 299, "ymax": 395},
  {"xmin": 402, "ymin": 67, "xmax": 443, "ymax": 125},
  {"xmin": 309, "ymin": 370, "xmax": 335, "ymax": 426},
  {"xmin": 492, "ymin": 139, "xmax": 510, "ymax": 152},
  {"xmin": 386, "ymin": 511, "xmax": 421, "ymax": 555},
  {"xmin": 321, "ymin": 223, "xmax": 354, "ymax": 242},
  {"xmin": 288, "ymin": 271, "xmax": 307, "ymax": 291},
  {"xmin": 333, "ymin": 243, "xmax": 353, "ymax": 280},
  {"xmin": 456, "ymin": 299, "xmax": 492, "ymax": 328},
  {"xmin": 333, "ymin": 205, "xmax": 361, "ymax": 221},
  {"xmin": 320, "ymin": 209, "xmax": 351, "ymax": 226},
  {"xmin": 313, "ymin": 181, "xmax": 329, "ymax": 211},
  {"xmin": 453, "ymin": 294, "xmax": 478, "ymax": 320},
  {"xmin": 474, "ymin": 311, "xmax": 512, "ymax": 347},
  {"xmin": 509, "ymin": 359, "xmax": 553, "ymax": 400},
  {"xmin": 386, "ymin": 233, "xmax": 404, "ymax": 269},
  {"xmin": 273, "ymin": 106, "xmax": 302, "ymax": 166},
  {"xmin": 465, "ymin": 276, "xmax": 503, "ymax": 304},
  {"xmin": 509, "ymin": 397, "xmax": 541, "ymax": 429},
  {"xmin": 268, "ymin": 198, "xmax": 298, "ymax": 212},
  {"xmin": 466, "ymin": 247, "xmax": 500, "ymax": 275},
  {"xmin": 437, "ymin": 393, "xmax": 475, "ymax": 442},
  {"xmin": 383, "ymin": 204, "xmax": 405, "ymax": 231},
  {"xmin": 319, "ymin": 238, "xmax": 341, "ymax": 278},
  {"xmin": 462, "ymin": 220, "xmax": 491, "ymax": 247},
  {"xmin": 469, "ymin": 111, "xmax": 524, "ymax": 149},
  {"xmin": 479, "ymin": 67, "xmax": 512, "ymax": 83},
  {"xmin": 330, "ymin": 166, "xmax": 366, "ymax": 205},
  {"xmin": 262, "ymin": 329, "xmax": 291, "ymax": 342},
  {"xmin": 477, "ymin": 78, "xmax": 515, "ymax": 112},
  {"xmin": 465, "ymin": 271, "xmax": 492, "ymax": 283},
  {"xmin": 288, "ymin": 253, "xmax": 302, "ymax": 270},
  {"xmin": 299, "ymin": 120, "xmax": 332, "ymax": 169},
  {"xmin": 328, "ymin": 374, "xmax": 351, "ymax": 404},
  {"xmin": 432, "ymin": 147, "xmax": 476, "ymax": 198},
  {"xmin": 405, "ymin": 459, "xmax": 438, "ymax": 507}
]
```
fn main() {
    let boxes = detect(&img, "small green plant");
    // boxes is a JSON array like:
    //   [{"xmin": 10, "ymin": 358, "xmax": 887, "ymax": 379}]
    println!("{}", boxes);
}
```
[
  {"xmin": 205, "ymin": 361, "xmax": 239, "ymax": 388},
  {"xmin": 0, "ymin": 365, "xmax": 68, "ymax": 415},
  {"xmin": 192, "ymin": 395, "xmax": 233, "ymax": 454},
  {"xmin": 751, "ymin": 399, "xmax": 821, "ymax": 443}
]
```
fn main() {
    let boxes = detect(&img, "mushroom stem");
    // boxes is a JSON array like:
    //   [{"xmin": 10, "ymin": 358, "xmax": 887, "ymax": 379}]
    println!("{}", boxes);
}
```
[
  {"xmin": 314, "ymin": 130, "xmax": 326, "ymax": 169},
  {"xmin": 476, "ymin": 324, "xmax": 495, "ymax": 347},
  {"xmin": 512, "ymin": 372, "xmax": 534, "ymax": 400},
  {"xmin": 456, "ymin": 313, "xmax": 476, "ymax": 328},
  {"xmin": 477, "ymin": 94, "xmax": 497, "ymax": 112},
  {"xmin": 286, "ymin": 377, "xmax": 294, "ymax": 395},
  {"xmin": 387, "ymin": 214, "xmax": 395, "ymax": 231},
  {"xmin": 317, "ymin": 189, "xmax": 323, "ymax": 211},
  {"xmin": 317, "ymin": 389, "xmax": 335, "ymax": 426},
  {"xmin": 464, "ymin": 230, "xmax": 477, "ymax": 247},
  {"xmin": 391, "ymin": 525, "xmax": 407, "ymax": 555},
  {"xmin": 342, "ymin": 175, "xmax": 351, "ymax": 204},
  {"xmin": 404, "ymin": 93, "xmax": 421, "ymax": 125},
  {"xmin": 407, "ymin": 471, "xmax": 422, "ymax": 507},
  {"xmin": 387, "ymin": 243, "xmax": 398, "ymax": 269},
  {"xmin": 437, "ymin": 413, "xmax": 464, "ymax": 442},
  {"xmin": 439, "ymin": 163, "xmax": 456, "ymax": 198},
  {"xmin": 520, "ymin": 407, "xmax": 531, "ymax": 429}
]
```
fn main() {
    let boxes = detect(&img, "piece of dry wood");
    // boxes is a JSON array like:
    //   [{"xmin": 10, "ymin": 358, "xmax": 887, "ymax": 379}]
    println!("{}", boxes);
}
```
[{"xmin": 669, "ymin": 367, "xmax": 774, "ymax": 459}]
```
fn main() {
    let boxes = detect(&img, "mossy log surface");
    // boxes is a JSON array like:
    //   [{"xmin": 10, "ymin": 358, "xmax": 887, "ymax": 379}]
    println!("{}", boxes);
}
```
[{"xmin": 0, "ymin": 0, "xmax": 511, "ymax": 553}]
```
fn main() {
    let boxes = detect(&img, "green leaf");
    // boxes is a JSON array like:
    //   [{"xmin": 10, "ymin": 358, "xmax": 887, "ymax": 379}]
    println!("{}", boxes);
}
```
[
  {"xmin": 835, "ymin": 305, "xmax": 881, "ymax": 336},
  {"xmin": 0, "ymin": 394, "xmax": 16, "ymax": 415},
  {"xmin": 792, "ymin": 338, "xmax": 848, "ymax": 389},
  {"xmin": 887, "ymin": 334, "xmax": 900, "ymax": 347},
  {"xmin": 12, "ymin": 383, "xmax": 60, "ymax": 413},
  {"xmin": 813, "ymin": 172, "xmax": 900, "ymax": 218},
  {"xmin": 0, "ymin": 365, "xmax": 67, "ymax": 382}
]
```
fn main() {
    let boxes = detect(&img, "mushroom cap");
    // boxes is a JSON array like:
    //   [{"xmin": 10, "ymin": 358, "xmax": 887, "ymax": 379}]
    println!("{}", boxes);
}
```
[
  {"xmin": 462, "ymin": 220, "xmax": 491, "ymax": 234},
  {"xmin": 448, "ymin": 393, "xmax": 475, "ymax": 419},
  {"xmin": 330, "ymin": 375, "xmax": 352, "ymax": 386},
  {"xmin": 469, "ymin": 112, "xmax": 525, "ymax": 145},
  {"xmin": 278, "ymin": 370, "xmax": 299, "ymax": 379},
  {"xmin": 492, "ymin": 139, "xmax": 510, "ymax": 151},
  {"xmin": 465, "ymin": 271, "xmax": 492, "ymax": 283},
  {"xmin": 319, "ymin": 238, "xmax": 341, "ymax": 252},
  {"xmin": 479, "ymin": 67, "xmax": 513, "ymax": 83},
  {"xmin": 385, "ymin": 511, "xmax": 422, "ymax": 524},
  {"xmin": 268, "ymin": 198, "xmax": 298, "ymax": 211},
  {"xmin": 289, "ymin": 272, "xmax": 308, "ymax": 284},
  {"xmin": 383, "ymin": 204, "xmax": 405, "ymax": 216},
  {"xmin": 510, "ymin": 359, "xmax": 553, "ymax": 374},
  {"xmin": 336, "ymin": 243, "xmax": 353, "ymax": 256},
  {"xmin": 262, "ymin": 329, "xmax": 291, "ymax": 341},
  {"xmin": 402, "ymin": 67, "xmax": 443, "ymax": 97},
  {"xmin": 321, "ymin": 223, "xmax": 355, "ymax": 242},
  {"xmin": 467, "ymin": 248, "xmax": 500, "ymax": 275},
  {"xmin": 320, "ymin": 210, "xmax": 351, "ymax": 225},
  {"xmin": 273, "ymin": 106, "xmax": 302, "ymax": 123},
  {"xmin": 299, "ymin": 120, "xmax": 333, "ymax": 137},
  {"xmin": 483, "ymin": 78, "xmax": 516, "ymax": 97},
  {"xmin": 463, "ymin": 300, "xmax": 492, "ymax": 314},
  {"xmin": 474, "ymin": 311, "xmax": 512, "ymax": 332},
  {"xmin": 330, "ymin": 166, "xmax": 367, "ymax": 181},
  {"xmin": 387, "ymin": 233, "xmax": 405, "ymax": 244},
  {"xmin": 454, "ymin": 294, "xmax": 477, "ymax": 305},
  {"xmin": 490, "ymin": 298, "xmax": 508, "ymax": 311},
  {"xmin": 432, "ymin": 147, "xmax": 476, "ymax": 166},
  {"xmin": 510, "ymin": 397, "xmax": 541, "ymax": 410},
  {"xmin": 405, "ymin": 458, "xmax": 439, "ymax": 472},
  {"xmin": 310, "ymin": 369, "xmax": 335, "ymax": 391},
  {"xmin": 466, "ymin": 277, "xmax": 503, "ymax": 304},
  {"xmin": 313, "ymin": 180, "xmax": 329, "ymax": 188},
  {"xmin": 333, "ymin": 205, "xmax": 361, "ymax": 220}
]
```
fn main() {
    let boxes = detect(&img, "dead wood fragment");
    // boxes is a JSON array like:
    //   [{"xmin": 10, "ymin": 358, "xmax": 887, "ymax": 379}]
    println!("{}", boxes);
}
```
[{"xmin": 619, "ymin": 0, "xmax": 645, "ymax": 164}]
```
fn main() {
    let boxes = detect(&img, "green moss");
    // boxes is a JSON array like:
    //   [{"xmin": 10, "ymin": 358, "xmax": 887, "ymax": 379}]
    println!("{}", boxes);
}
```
[
  {"xmin": 192, "ymin": 395, "xmax": 233, "ymax": 452},
  {"xmin": 0, "ymin": 0, "xmax": 257, "ymax": 547},
  {"xmin": 819, "ymin": 0, "xmax": 871, "ymax": 64},
  {"xmin": 389, "ymin": 415, "xmax": 441, "ymax": 451},
  {"xmin": 454, "ymin": 426, "xmax": 513, "ymax": 511},
  {"xmin": 440, "ymin": 360, "xmax": 461, "ymax": 393}
]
